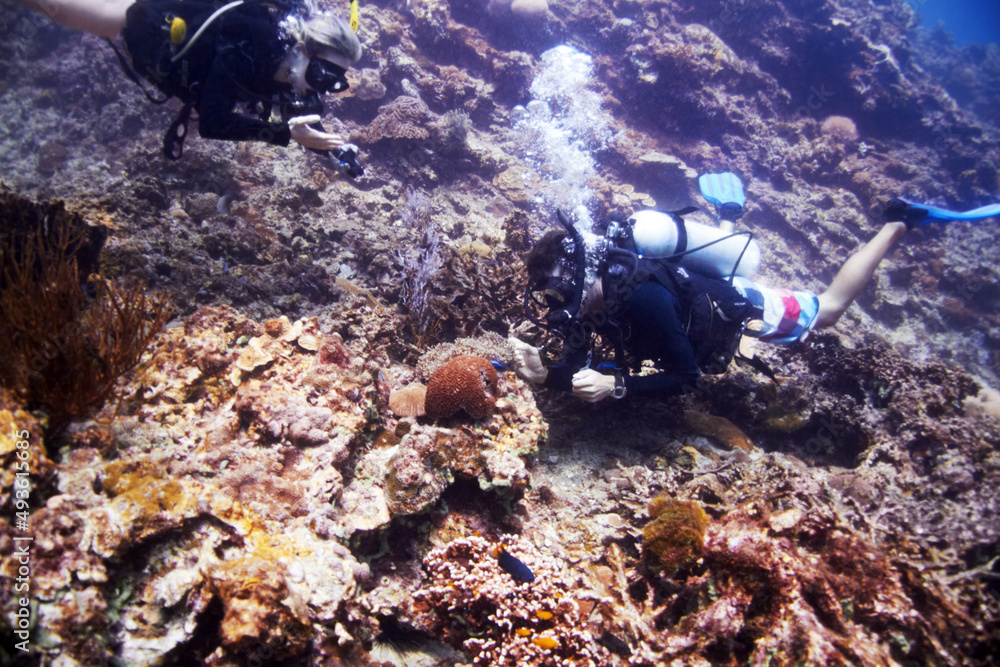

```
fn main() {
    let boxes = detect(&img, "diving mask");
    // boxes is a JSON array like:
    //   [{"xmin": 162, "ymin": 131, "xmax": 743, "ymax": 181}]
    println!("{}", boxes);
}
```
[
  {"xmin": 524, "ymin": 274, "xmax": 576, "ymax": 329},
  {"xmin": 306, "ymin": 58, "xmax": 349, "ymax": 93},
  {"xmin": 523, "ymin": 210, "xmax": 590, "ymax": 333}
]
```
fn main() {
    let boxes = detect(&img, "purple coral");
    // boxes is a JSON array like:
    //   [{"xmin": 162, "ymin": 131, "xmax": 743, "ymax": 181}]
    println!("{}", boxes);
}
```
[{"xmin": 397, "ymin": 189, "xmax": 444, "ymax": 338}]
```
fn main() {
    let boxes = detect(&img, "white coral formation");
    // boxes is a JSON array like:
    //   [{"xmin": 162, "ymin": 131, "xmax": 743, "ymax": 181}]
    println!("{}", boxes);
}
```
[{"xmin": 417, "ymin": 332, "xmax": 517, "ymax": 380}]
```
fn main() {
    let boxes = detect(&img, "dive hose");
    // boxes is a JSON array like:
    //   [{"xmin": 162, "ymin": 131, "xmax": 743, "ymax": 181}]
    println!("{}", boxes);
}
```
[{"xmin": 171, "ymin": 0, "xmax": 245, "ymax": 62}]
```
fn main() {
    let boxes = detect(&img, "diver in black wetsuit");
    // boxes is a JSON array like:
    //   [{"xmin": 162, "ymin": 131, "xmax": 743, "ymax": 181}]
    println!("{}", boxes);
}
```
[
  {"xmin": 510, "ymin": 205, "xmax": 961, "ymax": 403},
  {"xmin": 16, "ymin": 0, "xmax": 363, "ymax": 172},
  {"xmin": 515, "ymin": 219, "xmax": 708, "ymax": 401}
]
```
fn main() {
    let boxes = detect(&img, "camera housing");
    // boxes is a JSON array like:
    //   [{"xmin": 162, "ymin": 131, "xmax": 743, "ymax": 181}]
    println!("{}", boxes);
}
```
[{"xmin": 331, "ymin": 144, "xmax": 364, "ymax": 178}]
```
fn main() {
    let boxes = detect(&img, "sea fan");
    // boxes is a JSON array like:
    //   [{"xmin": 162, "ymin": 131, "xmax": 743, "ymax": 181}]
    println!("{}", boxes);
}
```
[{"xmin": 0, "ymin": 194, "xmax": 172, "ymax": 435}]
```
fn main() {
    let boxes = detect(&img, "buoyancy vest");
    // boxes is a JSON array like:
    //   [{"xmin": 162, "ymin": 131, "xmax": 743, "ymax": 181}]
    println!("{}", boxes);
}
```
[
  {"xmin": 117, "ymin": 0, "xmax": 294, "ymax": 158},
  {"xmin": 122, "ymin": 0, "xmax": 224, "ymax": 104},
  {"xmin": 602, "ymin": 250, "xmax": 757, "ymax": 375}
]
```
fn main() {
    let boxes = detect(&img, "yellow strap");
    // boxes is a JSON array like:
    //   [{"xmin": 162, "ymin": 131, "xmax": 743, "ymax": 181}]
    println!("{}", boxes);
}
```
[{"xmin": 349, "ymin": 0, "xmax": 359, "ymax": 32}]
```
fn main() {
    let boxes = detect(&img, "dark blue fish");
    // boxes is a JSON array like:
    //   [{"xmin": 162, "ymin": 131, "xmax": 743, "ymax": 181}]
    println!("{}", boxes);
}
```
[
  {"xmin": 491, "ymin": 360, "xmax": 507, "ymax": 371},
  {"xmin": 497, "ymin": 547, "xmax": 535, "ymax": 583},
  {"xmin": 598, "ymin": 630, "xmax": 632, "ymax": 657}
]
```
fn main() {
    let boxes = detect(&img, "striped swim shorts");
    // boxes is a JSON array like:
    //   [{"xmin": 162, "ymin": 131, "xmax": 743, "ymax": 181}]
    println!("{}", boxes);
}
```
[{"xmin": 732, "ymin": 277, "xmax": 820, "ymax": 344}]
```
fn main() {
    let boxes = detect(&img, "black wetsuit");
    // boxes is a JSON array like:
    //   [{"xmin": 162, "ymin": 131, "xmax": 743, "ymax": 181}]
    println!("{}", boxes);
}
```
[
  {"xmin": 544, "ymin": 280, "xmax": 703, "ymax": 398},
  {"xmin": 122, "ymin": 0, "xmax": 324, "ymax": 152}
]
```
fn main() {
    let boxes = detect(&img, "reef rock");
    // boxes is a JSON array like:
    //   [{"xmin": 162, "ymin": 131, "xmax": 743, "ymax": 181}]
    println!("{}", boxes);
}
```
[{"xmin": 341, "ymin": 369, "xmax": 544, "ymax": 529}]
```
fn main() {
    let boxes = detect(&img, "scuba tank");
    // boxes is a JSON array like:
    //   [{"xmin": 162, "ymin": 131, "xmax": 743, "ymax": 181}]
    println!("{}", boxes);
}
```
[{"xmin": 610, "ymin": 210, "xmax": 761, "ymax": 280}]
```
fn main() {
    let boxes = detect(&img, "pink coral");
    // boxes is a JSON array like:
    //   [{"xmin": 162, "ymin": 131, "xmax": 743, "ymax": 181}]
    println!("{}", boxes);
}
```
[{"xmin": 820, "ymin": 115, "xmax": 859, "ymax": 142}]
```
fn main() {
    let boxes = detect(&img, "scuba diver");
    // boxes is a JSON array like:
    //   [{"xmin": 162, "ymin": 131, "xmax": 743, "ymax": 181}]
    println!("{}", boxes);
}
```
[
  {"xmin": 512, "ymin": 174, "xmax": 1000, "ymax": 402},
  {"xmin": 14, "ymin": 0, "xmax": 365, "ymax": 176}
]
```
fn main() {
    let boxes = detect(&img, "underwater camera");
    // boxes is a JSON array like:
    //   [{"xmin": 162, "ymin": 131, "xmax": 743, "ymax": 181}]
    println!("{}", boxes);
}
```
[{"xmin": 331, "ymin": 144, "xmax": 364, "ymax": 178}]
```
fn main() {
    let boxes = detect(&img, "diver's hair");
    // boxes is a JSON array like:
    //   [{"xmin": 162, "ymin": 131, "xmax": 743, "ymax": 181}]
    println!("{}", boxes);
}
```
[
  {"xmin": 525, "ymin": 230, "xmax": 569, "ymax": 283},
  {"xmin": 286, "ymin": 14, "xmax": 363, "ymax": 64}
]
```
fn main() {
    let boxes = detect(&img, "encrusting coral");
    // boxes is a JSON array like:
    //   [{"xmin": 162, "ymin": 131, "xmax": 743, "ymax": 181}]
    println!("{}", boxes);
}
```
[
  {"xmin": 424, "ymin": 354, "xmax": 499, "ymax": 420},
  {"xmin": 0, "ymin": 304, "xmax": 380, "ymax": 665},
  {"xmin": 384, "ymin": 428, "xmax": 453, "ymax": 515},
  {"xmin": 640, "ymin": 496, "xmax": 710, "ymax": 572}
]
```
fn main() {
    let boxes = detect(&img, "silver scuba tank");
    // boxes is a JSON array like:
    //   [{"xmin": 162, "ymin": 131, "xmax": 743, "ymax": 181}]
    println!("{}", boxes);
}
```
[{"xmin": 624, "ymin": 210, "xmax": 760, "ymax": 279}]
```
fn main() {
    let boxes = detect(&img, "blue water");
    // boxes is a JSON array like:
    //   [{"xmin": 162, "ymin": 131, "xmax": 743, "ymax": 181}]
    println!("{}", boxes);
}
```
[{"xmin": 906, "ymin": 0, "xmax": 1000, "ymax": 46}]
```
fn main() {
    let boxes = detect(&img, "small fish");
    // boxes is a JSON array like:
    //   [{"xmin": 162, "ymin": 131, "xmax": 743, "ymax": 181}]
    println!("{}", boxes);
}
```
[
  {"xmin": 497, "ymin": 547, "xmax": 535, "ymax": 583},
  {"xmin": 490, "ymin": 360, "xmax": 507, "ymax": 371},
  {"xmin": 598, "ymin": 630, "xmax": 632, "ymax": 657}
]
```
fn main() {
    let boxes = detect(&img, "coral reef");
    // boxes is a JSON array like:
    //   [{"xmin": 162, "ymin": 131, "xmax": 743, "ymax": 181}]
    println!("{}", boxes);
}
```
[
  {"xmin": 404, "ymin": 535, "xmax": 610, "ymax": 665},
  {"xmin": 424, "ymin": 355, "xmax": 500, "ymax": 420},
  {"xmin": 2, "ymin": 0, "xmax": 1000, "ymax": 664},
  {"xmin": 0, "ymin": 305, "xmax": 386, "ymax": 665},
  {"xmin": 605, "ymin": 495, "xmax": 987, "ymax": 665},
  {"xmin": 344, "ymin": 364, "xmax": 544, "ymax": 530}
]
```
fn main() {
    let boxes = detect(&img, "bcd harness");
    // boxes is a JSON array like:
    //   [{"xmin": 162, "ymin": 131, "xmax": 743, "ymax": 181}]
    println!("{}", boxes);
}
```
[{"xmin": 592, "ymin": 246, "xmax": 780, "ymax": 385}]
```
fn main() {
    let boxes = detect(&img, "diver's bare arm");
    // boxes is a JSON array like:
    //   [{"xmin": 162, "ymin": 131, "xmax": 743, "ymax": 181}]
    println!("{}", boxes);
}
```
[{"xmin": 14, "ymin": 0, "xmax": 132, "ymax": 38}]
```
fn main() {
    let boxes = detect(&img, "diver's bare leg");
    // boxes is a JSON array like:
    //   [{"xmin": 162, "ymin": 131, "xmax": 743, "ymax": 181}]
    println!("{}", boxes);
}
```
[
  {"xmin": 13, "ymin": 0, "xmax": 133, "ymax": 39},
  {"xmin": 815, "ymin": 221, "xmax": 907, "ymax": 328}
]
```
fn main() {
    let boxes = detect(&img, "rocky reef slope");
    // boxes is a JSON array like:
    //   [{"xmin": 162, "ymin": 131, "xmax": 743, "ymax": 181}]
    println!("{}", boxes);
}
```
[{"xmin": 1, "ymin": 0, "xmax": 999, "ymax": 664}]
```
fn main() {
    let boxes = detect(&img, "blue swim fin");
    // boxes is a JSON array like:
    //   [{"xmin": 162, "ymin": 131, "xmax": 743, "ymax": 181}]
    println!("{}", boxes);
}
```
[
  {"xmin": 886, "ymin": 198, "xmax": 1000, "ymax": 230},
  {"xmin": 699, "ymin": 172, "xmax": 745, "ymax": 221}
]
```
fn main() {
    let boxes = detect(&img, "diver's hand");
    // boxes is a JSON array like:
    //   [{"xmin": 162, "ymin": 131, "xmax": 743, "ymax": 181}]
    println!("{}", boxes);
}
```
[
  {"xmin": 509, "ymin": 338, "xmax": 547, "ymax": 384},
  {"xmin": 572, "ymin": 369, "xmax": 615, "ymax": 403},
  {"xmin": 288, "ymin": 115, "xmax": 344, "ymax": 151}
]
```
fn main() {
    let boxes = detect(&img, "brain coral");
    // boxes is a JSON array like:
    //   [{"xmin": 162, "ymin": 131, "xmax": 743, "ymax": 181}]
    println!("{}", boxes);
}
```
[
  {"xmin": 363, "ymin": 96, "xmax": 431, "ymax": 142},
  {"xmin": 424, "ymin": 355, "xmax": 498, "ymax": 420}
]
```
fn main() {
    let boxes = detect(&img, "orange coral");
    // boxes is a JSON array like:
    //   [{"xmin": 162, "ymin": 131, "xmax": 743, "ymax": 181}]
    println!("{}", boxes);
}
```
[{"xmin": 424, "ymin": 355, "xmax": 498, "ymax": 420}]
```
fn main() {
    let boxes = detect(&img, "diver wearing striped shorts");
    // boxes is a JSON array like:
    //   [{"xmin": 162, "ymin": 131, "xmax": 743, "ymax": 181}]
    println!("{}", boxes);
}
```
[{"xmin": 732, "ymin": 278, "xmax": 821, "ymax": 344}]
